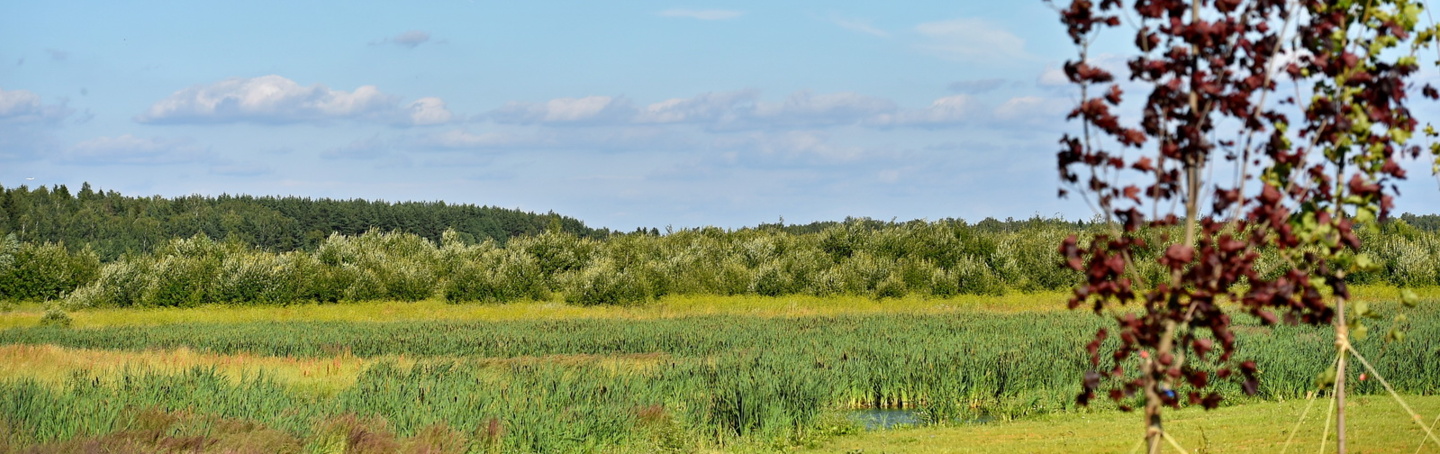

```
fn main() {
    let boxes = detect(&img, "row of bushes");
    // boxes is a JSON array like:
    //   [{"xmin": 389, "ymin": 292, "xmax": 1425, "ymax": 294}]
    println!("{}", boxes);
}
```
[
  {"xmin": 55, "ymin": 225, "xmax": 1065, "ymax": 308},
  {"xmin": 1, "ymin": 217, "xmax": 1438, "ymax": 307}
]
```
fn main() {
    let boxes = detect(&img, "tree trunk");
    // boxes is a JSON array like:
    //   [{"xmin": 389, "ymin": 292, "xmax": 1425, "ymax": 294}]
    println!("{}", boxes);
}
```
[
  {"xmin": 1143, "ymin": 353, "xmax": 1164, "ymax": 454},
  {"xmin": 1335, "ymin": 296, "xmax": 1348, "ymax": 453}
]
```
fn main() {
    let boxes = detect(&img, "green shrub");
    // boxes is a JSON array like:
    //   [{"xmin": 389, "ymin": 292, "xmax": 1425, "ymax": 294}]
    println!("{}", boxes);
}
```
[
  {"xmin": 750, "ymin": 263, "xmax": 793, "ymax": 297},
  {"xmin": 342, "ymin": 266, "xmax": 388, "ymax": 302},
  {"xmin": 0, "ymin": 242, "xmax": 100, "ymax": 301},
  {"xmin": 952, "ymin": 255, "xmax": 1004, "ymax": 296},
  {"xmin": 379, "ymin": 261, "xmax": 436, "ymax": 301},
  {"xmin": 872, "ymin": 272, "xmax": 908, "ymax": 300},
  {"xmin": 64, "ymin": 259, "xmax": 150, "ymax": 308},
  {"xmin": 1376, "ymin": 236, "xmax": 1440, "ymax": 288},
  {"xmin": 141, "ymin": 256, "xmax": 214, "ymax": 307},
  {"xmin": 564, "ymin": 260, "xmax": 651, "ymax": 306},
  {"xmin": 38, "ymin": 306, "xmax": 72, "ymax": 328},
  {"xmin": 442, "ymin": 248, "xmax": 545, "ymax": 303},
  {"xmin": 512, "ymin": 231, "xmax": 596, "ymax": 289},
  {"xmin": 212, "ymin": 254, "xmax": 272, "ymax": 304},
  {"xmin": 314, "ymin": 231, "xmax": 442, "ymax": 302}
]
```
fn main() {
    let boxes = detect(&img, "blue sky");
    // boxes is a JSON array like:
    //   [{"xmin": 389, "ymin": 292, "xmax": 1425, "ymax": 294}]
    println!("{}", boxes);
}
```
[{"xmin": 3, "ymin": 1, "xmax": 1438, "ymax": 230}]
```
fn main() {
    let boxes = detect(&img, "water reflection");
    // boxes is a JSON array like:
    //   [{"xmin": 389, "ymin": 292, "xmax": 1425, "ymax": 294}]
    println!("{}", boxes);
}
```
[{"xmin": 849, "ymin": 408, "xmax": 921, "ymax": 430}]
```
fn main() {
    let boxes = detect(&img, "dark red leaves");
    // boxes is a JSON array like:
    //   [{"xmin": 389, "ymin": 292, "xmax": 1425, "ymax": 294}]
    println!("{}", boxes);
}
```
[
  {"xmin": 1120, "ymin": 129, "xmax": 1148, "ymax": 147},
  {"xmin": 1338, "ymin": 218, "xmax": 1360, "ymax": 250},
  {"xmin": 1123, "ymin": 185, "xmax": 1142, "ymax": 202},
  {"xmin": 1055, "ymin": 0, "xmax": 1421, "ymax": 414},
  {"xmin": 1201, "ymin": 392, "xmax": 1223, "ymax": 409},
  {"xmin": 1061, "ymin": 235, "xmax": 1085, "ymax": 271},
  {"xmin": 1192, "ymin": 338, "xmax": 1213, "ymax": 359},
  {"xmin": 1105, "ymin": 85, "xmax": 1124, "ymax": 104},
  {"xmin": 1347, "ymin": 174, "xmax": 1381, "ymax": 198},
  {"xmin": 1162, "ymin": 244, "xmax": 1193, "ymax": 269},
  {"xmin": 1132, "ymin": 156, "xmax": 1155, "ymax": 172},
  {"xmin": 1054, "ymin": 0, "xmax": 1122, "ymax": 45},
  {"xmin": 1065, "ymin": 61, "xmax": 1115, "ymax": 84},
  {"xmin": 1254, "ymin": 309, "xmax": 1278, "ymax": 325},
  {"xmin": 1186, "ymin": 370, "xmax": 1209, "ymax": 388}
]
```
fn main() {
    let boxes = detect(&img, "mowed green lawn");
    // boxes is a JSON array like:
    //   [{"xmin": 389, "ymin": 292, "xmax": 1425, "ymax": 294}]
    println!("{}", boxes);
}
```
[{"xmin": 803, "ymin": 395, "xmax": 1440, "ymax": 454}]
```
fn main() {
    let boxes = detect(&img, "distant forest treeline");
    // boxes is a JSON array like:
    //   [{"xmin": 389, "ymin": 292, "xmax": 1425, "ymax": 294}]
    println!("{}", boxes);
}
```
[
  {"xmin": 0, "ymin": 183, "xmax": 1436, "ymax": 307},
  {"xmin": 0, "ymin": 182, "xmax": 1123, "ymax": 260},
  {"xmin": 0, "ymin": 182, "xmax": 600, "ymax": 260}
]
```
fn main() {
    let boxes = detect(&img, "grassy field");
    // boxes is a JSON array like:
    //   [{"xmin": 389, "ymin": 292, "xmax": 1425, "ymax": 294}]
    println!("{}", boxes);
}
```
[
  {"xmin": 801, "ymin": 395, "xmax": 1440, "ymax": 453},
  {"xmin": 2, "ymin": 288, "xmax": 1439, "ymax": 453},
  {"xmin": 0, "ymin": 292, "xmax": 1076, "ymax": 330}
]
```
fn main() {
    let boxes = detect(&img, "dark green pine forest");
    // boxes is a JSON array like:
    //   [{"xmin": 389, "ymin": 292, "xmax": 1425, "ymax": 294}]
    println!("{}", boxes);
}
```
[{"xmin": 0, "ymin": 182, "xmax": 599, "ymax": 260}]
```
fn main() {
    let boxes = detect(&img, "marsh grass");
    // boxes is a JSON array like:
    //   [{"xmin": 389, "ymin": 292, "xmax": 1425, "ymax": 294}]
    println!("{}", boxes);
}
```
[
  {"xmin": 3, "ymin": 288, "xmax": 1439, "ymax": 452},
  {"xmin": 6, "ymin": 286, "xmax": 1436, "ymax": 330},
  {"xmin": 0, "ymin": 344, "xmax": 676, "ymax": 400},
  {"xmin": 0, "ymin": 344, "xmax": 376, "ymax": 399},
  {"xmin": 0, "ymin": 292, "xmax": 1079, "ymax": 330}
]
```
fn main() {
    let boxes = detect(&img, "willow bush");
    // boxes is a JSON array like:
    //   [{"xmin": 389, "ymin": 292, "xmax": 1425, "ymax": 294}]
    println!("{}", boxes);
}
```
[
  {"xmin": 438, "ymin": 240, "xmax": 546, "ymax": 304},
  {"xmin": 22, "ymin": 218, "xmax": 1440, "ymax": 308},
  {"xmin": 0, "ymin": 241, "xmax": 99, "ymax": 302}
]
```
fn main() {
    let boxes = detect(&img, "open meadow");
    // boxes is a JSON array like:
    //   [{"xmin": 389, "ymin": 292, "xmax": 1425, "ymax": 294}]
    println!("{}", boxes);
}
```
[
  {"xmin": 3, "ymin": 288, "xmax": 1440, "ymax": 453},
  {"xmin": 10, "ymin": 0, "xmax": 1440, "ymax": 452}
]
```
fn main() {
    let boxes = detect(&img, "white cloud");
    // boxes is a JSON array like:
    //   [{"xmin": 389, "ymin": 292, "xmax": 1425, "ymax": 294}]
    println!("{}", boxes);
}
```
[
  {"xmin": 370, "ymin": 30, "xmax": 433, "ymax": 48},
  {"xmin": 636, "ymin": 90, "xmax": 757, "ymax": 124},
  {"xmin": 877, "ymin": 169, "xmax": 902, "ymax": 183},
  {"xmin": 949, "ymin": 78, "xmax": 1011, "ymax": 94},
  {"xmin": 421, "ymin": 129, "xmax": 531, "ymax": 149},
  {"xmin": 873, "ymin": 94, "xmax": 980, "ymax": 127},
  {"xmin": 915, "ymin": 18, "xmax": 1031, "ymax": 62},
  {"xmin": 0, "ymin": 88, "xmax": 72, "ymax": 123},
  {"xmin": 137, "ymin": 75, "xmax": 447, "ymax": 126},
  {"xmin": 489, "ymin": 96, "xmax": 635, "ymax": 125},
  {"xmin": 420, "ymin": 127, "xmax": 685, "ymax": 153},
  {"xmin": 0, "ymin": 89, "xmax": 44, "ymax": 116},
  {"xmin": 1038, "ymin": 66, "xmax": 1070, "ymax": 87},
  {"xmin": 64, "ymin": 134, "xmax": 210, "ymax": 165},
  {"xmin": 657, "ymin": 9, "xmax": 743, "ymax": 20},
  {"xmin": 826, "ymin": 15, "xmax": 889, "ymax": 37},
  {"xmin": 478, "ymin": 89, "xmax": 995, "ymax": 131},
  {"xmin": 322, "ymin": 135, "xmax": 393, "ymax": 160},
  {"xmin": 392, "ymin": 30, "xmax": 431, "ymax": 48},
  {"xmin": 994, "ymin": 96, "xmax": 1071, "ymax": 123},
  {"xmin": 750, "ymin": 91, "xmax": 897, "ymax": 127},
  {"xmin": 0, "ymin": 88, "xmax": 72, "ymax": 161},
  {"xmin": 721, "ymin": 130, "xmax": 867, "ymax": 162},
  {"xmin": 407, "ymin": 97, "xmax": 454, "ymax": 125}
]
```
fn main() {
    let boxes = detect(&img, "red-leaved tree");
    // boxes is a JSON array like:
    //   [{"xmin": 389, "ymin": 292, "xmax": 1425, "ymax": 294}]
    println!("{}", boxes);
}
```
[{"xmin": 1051, "ymin": 0, "xmax": 1439, "ymax": 452}]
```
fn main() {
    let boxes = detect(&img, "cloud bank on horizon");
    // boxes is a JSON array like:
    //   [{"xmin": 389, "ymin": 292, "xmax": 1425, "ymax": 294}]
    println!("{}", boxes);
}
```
[{"xmin": 3, "ymin": 1, "xmax": 1438, "ymax": 230}]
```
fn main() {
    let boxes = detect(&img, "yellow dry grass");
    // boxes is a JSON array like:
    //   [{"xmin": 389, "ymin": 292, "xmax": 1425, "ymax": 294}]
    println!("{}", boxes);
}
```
[
  {"xmin": 0, "ymin": 344, "xmax": 674, "ymax": 398},
  {"xmin": 3, "ymin": 285, "xmax": 1434, "ymax": 330},
  {"xmin": 0, "ymin": 292, "xmax": 1079, "ymax": 329},
  {"xmin": 0, "ymin": 343, "xmax": 377, "ymax": 397}
]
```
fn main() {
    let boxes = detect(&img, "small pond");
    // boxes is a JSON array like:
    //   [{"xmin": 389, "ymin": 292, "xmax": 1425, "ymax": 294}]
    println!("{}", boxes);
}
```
[
  {"xmin": 847, "ymin": 408, "xmax": 997, "ymax": 430},
  {"xmin": 848, "ymin": 408, "xmax": 922, "ymax": 430}
]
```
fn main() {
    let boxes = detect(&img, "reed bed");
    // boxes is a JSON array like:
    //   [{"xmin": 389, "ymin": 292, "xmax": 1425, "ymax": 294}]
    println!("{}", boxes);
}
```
[{"xmin": 3, "ymin": 301, "xmax": 1439, "ymax": 452}]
